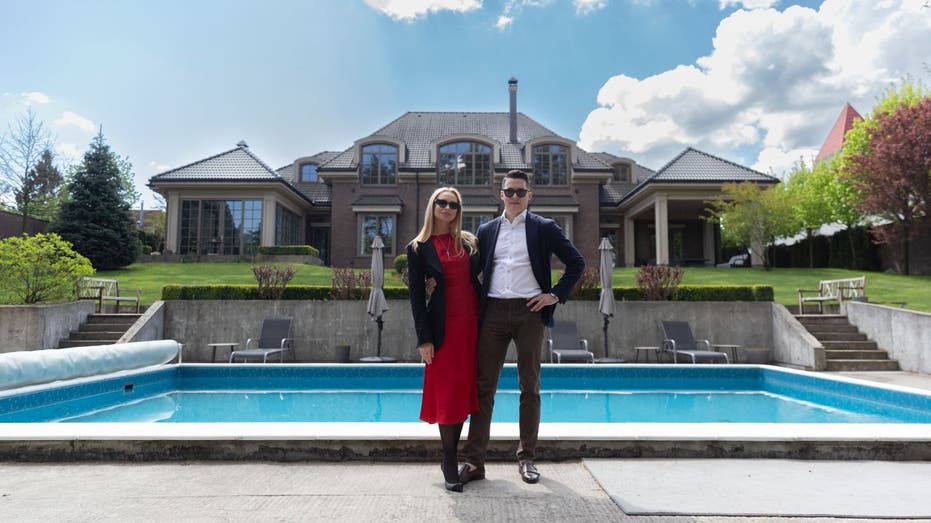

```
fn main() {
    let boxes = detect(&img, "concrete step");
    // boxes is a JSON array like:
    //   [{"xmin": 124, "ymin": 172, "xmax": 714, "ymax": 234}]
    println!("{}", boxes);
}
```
[
  {"xmin": 80, "ymin": 323, "xmax": 135, "ymax": 332},
  {"xmin": 824, "ymin": 359, "xmax": 900, "ymax": 371},
  {"xmin": 69, "ymin": 331, "xmax": 123, "ymax": 341},
  {"xmin": 825, "ymin": 349, "xmax": 891, "ymax": 360},
  {"xmin": 822, "ymin": 340, "xmax": 879, "ymax": 351},
  {"xmin": 811, "ymin": 331, "xmax": 867, "ymax": 341},
  {"xmin": 804, "ymin": 325, "xmax": 861, "ymax": 334},
  {"xmin": 85, "ymin": 314, "xmax": 141, "ymax": 326},
  {"xmin": 58, "ymin": 339, "xmax": 120, "ymax": 348},
  {"xmin": 795, "ymin": 315, "xmax": 849, "ymax": 325}
]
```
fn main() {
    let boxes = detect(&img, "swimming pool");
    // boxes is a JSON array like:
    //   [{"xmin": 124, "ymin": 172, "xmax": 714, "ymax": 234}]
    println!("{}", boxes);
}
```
[{"xmin": 2, "ymin": 364, "xmax": 931, "ymax": 461}]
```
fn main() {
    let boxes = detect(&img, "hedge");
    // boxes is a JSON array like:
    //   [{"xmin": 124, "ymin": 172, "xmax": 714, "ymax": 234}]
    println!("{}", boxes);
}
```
[
  {"xmin": 256, "ymin": 245, "xmax": 320, "ymax": 257},
  {"xmin": 162, "ymin": 284, "xmax": 773, "ymax": 302}
]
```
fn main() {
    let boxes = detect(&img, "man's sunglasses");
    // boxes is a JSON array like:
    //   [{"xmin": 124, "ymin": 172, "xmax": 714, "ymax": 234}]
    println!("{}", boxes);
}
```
[
  {"xmin": 434, "ymin": 198, "xmax": 461, "ymax": 210},
  {"xmin": 502, "ymin": 188, "xmax": 529, "ymax": 198}
]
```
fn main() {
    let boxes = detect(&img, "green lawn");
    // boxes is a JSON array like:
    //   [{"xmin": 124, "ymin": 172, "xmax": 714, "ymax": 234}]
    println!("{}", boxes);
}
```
[{"xmin": 95, "ymin": 262, "xmax": 931, "ymax": 313}]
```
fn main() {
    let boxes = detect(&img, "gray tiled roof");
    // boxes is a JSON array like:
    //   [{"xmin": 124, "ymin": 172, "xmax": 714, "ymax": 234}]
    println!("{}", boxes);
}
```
[
  {"xmin": 320, "ymin": 112, "xmax": 610, "ymax": 171},
  {"xmin": 615, "ymin": 147, "xmax": 778, "ymax": 206},
  {"xmin": 276, "ymin": 151, "xmax": 341, "ymax": 206},
  {"xmin": 150, "ymin": 145, "xmax": 280, "ymax": 181},
  {"xmin": 460, "ymin": 194, "xmax": 501, "ymax": 208},
  {"xmin": 530, "ymin": 194, "xmax": 579, "ymax": 207}
]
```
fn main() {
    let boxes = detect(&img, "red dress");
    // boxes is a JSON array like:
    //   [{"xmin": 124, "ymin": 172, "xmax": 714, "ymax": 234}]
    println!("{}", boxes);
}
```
[{"xmin": 420, "ymin": 234, "xmax": 479, "ymax": 424}]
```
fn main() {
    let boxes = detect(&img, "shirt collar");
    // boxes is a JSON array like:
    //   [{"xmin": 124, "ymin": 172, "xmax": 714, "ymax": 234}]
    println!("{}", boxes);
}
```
[{"xmin": 501, "ymin": 209, "xmax": 528, "ymax": 225}]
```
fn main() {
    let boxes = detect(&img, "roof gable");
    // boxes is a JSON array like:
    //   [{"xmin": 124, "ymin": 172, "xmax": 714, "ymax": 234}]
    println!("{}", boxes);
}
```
[
  {"xmin": 817, "ymin": 103, "xmax": 862, "ymax": 161},
  {"xmin": 150, "ymin": 144, "xmax": 280, "ymax": 181}
]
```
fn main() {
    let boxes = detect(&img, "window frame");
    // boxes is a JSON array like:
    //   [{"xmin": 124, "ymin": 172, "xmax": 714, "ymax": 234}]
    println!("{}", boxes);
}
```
[
  {"xmin": 359, "ymin": 144, "xmax": 398, "ymax": 185},
  {"xmin": 437, "ymin": 141, "xmax": 493, "ymax": 186},
  {"xmin": 532, "ymin": 144, "xmax": 570, "ymax": 186},
  {"xmin": 358, "ymin": 214, "xmax": 395, "ymax": 256},
  {"xmin": 300, "ymin": 163, "xmax": 319, "ymax": 183}
]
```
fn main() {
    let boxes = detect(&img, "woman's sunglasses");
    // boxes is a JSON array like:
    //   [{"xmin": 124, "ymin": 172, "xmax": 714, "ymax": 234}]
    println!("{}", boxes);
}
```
[
  {"xmin": 434, "ymin": 198, "xmax": 461, "ymax": 210},
  {"xmin": 502, "ymin": 188, "xmax": 529, "ymax": 198}
]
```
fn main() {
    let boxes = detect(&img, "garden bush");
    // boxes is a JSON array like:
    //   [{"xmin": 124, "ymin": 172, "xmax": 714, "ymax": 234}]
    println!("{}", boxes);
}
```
[{"xmin": 0, "ymin": 233, "xmax": 95, "ymax": 304}]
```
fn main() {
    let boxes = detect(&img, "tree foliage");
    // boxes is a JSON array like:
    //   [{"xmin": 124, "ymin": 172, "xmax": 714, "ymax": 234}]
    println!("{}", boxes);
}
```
[
  {"xmin": 50, "ymin": 131, "xmax": 140, "ymax": 270},
  {"xmin": 0, "ymin": 233, "xmax": 94, "ymax": 304},
  {"xmin": 844, "ymin": 97, "xmax": 931, "ymax": 274},
  {"xmin": 705, "ymin": 182, "xmax": 799, "ymax": 270},
  {"xmin": 18, "ymin": 149, "xmax": 64, "ymax": 222},
  {"xmin": 0, "ymin": 109, "xmax": 56, "ymax": 230}
]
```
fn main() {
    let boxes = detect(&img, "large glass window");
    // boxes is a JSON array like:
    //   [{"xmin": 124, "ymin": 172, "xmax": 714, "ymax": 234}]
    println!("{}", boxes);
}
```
[
  {"xmin": 300, "ymin": 163, "xmax": 318, "ymax": 183},
  {"xmin": 462, "ymin": 213, "xmax": 493, "ymax": 234},
  {"xmin": 613, "ymin": 163, "xmax": 631, "ymax": 183},
  {"xmin": 537, "ymin": 213, "xmax": 572, "ymax": 241},
  {"xmin": 359, "ymin": 214, "xmax": 394, "ymax": 256},
  {"xmin": 532, "ymin": 144, "xmax": 569, "ymax": 185},
  {"xmin": 178, "ymin": 199, "xmax": 262, "ymax": 255},
  {"xmin": 438, "ymin": 142, "xmax": 492, "ymax": 186},
  {"xmin": 360, "ymin": 144, "xmax": 397, "ymax": 185},
  {"xmin": 276, "ymin": 204, "xmax": 302, "ymax": 245}
]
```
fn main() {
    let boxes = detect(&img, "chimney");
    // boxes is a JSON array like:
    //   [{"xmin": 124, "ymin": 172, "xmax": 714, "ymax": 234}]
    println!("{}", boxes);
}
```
[
  {"xmin": 237, "ymin": 140, "xmax": 249, "ymax": 149},
  {"xmin": 508, "ymin": 77, "xmax": 518, "ymax": 144}
]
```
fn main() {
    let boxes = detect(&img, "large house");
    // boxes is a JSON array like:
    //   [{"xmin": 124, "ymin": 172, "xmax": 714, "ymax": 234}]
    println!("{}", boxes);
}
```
[{"xmin": 149, "ymin": 79, "xmax": 777, "ymax": 268}]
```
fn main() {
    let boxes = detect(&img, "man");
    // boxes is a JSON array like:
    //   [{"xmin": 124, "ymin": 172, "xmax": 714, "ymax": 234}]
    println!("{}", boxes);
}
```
[{"xmin": 460, "ymin": 169, "xmax": 585, "ymax": 485}]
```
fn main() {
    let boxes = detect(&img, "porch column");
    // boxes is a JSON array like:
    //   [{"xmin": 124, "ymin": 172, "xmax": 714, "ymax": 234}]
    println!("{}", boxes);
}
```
[
  {"xmin": 623, "ymin": 216, "xmax": 635, "ymax": 267},
  {"xmin": 654, "ymin": 195, "xmax": 669, "ymax": 265},
  {"xmin": 703, "ymin": 220, "xmax": 715, "ymax": 265},
  {"xmin": 262, "ymin": 196, "xmax": 276, "ymax": 247},
  {"xmin": 165, "ymin": 192, "xmax": 179, "ymax": 254}
]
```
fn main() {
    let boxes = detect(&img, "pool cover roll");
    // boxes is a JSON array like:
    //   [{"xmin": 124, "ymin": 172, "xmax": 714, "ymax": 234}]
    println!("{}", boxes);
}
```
[{"xmin": 0, "ymin": 340, "xmax": 180, "ymax": 391}]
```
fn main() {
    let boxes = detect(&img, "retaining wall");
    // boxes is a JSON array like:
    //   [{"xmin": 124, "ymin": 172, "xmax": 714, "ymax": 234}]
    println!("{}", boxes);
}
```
[
  {"xmin": 846, "ymin": 302, "xmax": 931, "ymax": 374},
  {"xmin": 0, "ymin": 301, "xmax": 95, "ymax": 353}
]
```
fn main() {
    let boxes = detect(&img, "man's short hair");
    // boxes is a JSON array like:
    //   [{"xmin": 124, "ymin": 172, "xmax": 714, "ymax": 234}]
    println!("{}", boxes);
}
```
[{"xmin": 503, "ymin": 169, "xmax": 531, "ymax": 187}]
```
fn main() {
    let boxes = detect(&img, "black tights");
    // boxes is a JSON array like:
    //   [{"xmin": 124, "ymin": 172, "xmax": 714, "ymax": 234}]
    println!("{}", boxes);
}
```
[{"xmin": 438, "ymin": 423, "xmax": 463, "ymax": 482}]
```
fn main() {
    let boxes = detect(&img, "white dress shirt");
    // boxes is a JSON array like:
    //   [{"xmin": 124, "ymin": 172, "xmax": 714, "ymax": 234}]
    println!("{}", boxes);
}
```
[{"xmin": 487, "ymin": 210, "xmax": 541, "ymax": 299}]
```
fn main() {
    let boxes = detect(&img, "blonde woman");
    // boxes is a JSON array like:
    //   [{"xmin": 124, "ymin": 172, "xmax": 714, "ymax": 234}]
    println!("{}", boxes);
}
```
[{"xmin": 407, "ymin": 187, "xmax": 480, "ymax": 492}]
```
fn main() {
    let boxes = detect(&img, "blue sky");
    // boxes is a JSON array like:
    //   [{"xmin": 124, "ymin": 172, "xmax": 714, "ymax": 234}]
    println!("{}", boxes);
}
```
[{"xmin": 2, "ymin": 0, "xmax": 929, "ymax": 209}]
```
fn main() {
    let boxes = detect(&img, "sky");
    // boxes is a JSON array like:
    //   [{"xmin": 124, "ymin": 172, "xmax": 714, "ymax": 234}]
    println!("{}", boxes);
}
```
[{"xmin": 1, "ymin": 0, "xmax": 929, "ymax": 210}]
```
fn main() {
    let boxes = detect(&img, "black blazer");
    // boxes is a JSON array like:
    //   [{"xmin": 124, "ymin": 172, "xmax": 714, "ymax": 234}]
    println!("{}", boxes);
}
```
[
  {"xmin": 407, "ymin": 237, "xmax": 481, "ymax": 350},
  {"xmin": 476, "ymin": 211, "xmax": 585, "ymax": 327}
]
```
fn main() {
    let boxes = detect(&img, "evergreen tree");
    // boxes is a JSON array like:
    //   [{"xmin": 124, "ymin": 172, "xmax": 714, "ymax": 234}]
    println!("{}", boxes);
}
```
[
  {"xmin": 50, "ymin": 131, "xmax": 140, "ymax": 270},
  {"xmin": 17, "ymin": 149, "xmax": 64, "ymax": 223}
]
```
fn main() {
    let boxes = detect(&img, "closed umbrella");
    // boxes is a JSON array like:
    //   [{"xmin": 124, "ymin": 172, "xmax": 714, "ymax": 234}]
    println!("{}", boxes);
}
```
[
  {"xmin": 361, "ymin": 236, "xmax": 395, "ymax": 363},
  {"xmin": 598, "ymin": 237, "xmax": 616, "ymax": 359}
]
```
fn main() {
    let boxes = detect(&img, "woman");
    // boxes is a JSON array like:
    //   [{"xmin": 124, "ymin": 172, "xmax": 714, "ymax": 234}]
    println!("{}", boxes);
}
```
[{"xmin": 407, "ymin": 187, "xmax": 480, "ymax": 492}]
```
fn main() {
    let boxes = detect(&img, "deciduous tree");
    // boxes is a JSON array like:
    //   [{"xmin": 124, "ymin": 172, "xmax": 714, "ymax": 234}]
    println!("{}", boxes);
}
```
[
  {"xmin": 0, "ymin": 109, "xmax": 56, "ymax": 231},
  {"xmin": 0, "ymin": 233, "xmax": 94, "ymax": 304},
  {"xmin": 845, "ymin": 97, "xmax": 931, "ymax": 274},
  {"xmin": 705, "ymin": 182, "xmax": 799, "ymax": 270}
]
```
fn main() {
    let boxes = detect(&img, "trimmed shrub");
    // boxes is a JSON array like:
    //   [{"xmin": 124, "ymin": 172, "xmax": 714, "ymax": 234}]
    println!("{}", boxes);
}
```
[
  {"xmin": 393, "ymin": 254, "xmax": 408, "ymax": 274},
  {"xmin": 256, "ymin": 245, "xmax": 320, "ymax": 257}
]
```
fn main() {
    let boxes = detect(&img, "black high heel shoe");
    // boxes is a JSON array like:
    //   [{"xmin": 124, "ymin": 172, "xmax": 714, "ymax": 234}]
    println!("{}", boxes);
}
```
[{"xmin": 441, "ymin": 462, "xmax": 463, "ymax": 492}]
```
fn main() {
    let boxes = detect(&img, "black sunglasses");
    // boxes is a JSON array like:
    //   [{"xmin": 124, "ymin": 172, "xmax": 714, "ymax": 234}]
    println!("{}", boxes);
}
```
[
  {"xmin": 434, "ymin": 198, "xmax": 461, "ymax": 210},
  {"xmin": 502, "ymin": 188, "xmax": 529, "ymax": 198}
]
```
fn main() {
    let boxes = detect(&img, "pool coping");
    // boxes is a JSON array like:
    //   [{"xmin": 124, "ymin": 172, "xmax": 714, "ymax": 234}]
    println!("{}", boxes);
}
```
[{"xmin": 3, "ymin": 363, "xmax": 931, "ymax": 461}]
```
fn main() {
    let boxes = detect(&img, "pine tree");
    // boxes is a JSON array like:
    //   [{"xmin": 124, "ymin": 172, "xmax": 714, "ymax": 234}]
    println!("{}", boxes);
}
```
[
  {"xmin": 17, "ymin": 149, "xmax": 64, "ymax": 224},
  {"xmin": 50, "ymin": 131, "xmax": 140, "ymax": 270}
]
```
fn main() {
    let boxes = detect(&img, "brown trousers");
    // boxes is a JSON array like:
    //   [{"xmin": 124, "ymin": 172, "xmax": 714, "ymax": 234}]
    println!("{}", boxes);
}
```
[{"xmin": 462, "ymin": 298, "xmax": 545, "ymax": 466}]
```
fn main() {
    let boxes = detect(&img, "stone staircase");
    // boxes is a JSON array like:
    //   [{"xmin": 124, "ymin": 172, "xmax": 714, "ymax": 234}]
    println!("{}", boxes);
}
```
[
  {"xmin": 796, "ymin": 314, "xmax": 899, "ymax": 371},
  {"xmin": 58, "ymin": 313, "xmax": 141, "ymax": 348}
]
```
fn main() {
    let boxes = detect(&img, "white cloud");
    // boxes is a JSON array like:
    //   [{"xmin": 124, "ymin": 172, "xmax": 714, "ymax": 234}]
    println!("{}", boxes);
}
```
[
  {"xmin": 579, "ymin": 0, "xmax": 931, "ymax": 175},
  {"xmin": 720, "ymin": 0, "xmax": 779, "ymax": 9},
  {"xmin": 496, "ymin": 15, "xmax": 514, "ymax": 29},
  {"xmin": 495, "ymin": 0, "xmax": 554, "ymax": 29},
  {"xmin": 24, "ymin": 92, "xmax": 50, "ymax": 104},
  {"xmin": 53, "ymin": 111, "xmax": 96, "ymax": 133},
  {"xmin": 148, "ymin": 160, "xmax": 170, "ymax": 173},
  {"xmin": 55, "ymin": 143, "xmax": 82, "ymax": 162},
  {"xmin": 574, "ymin": 0, "xmax": 607, "ymax": 15},
  {"xmin": 364, "ymin": 0, "xmax": 481, "ymax": 21}
]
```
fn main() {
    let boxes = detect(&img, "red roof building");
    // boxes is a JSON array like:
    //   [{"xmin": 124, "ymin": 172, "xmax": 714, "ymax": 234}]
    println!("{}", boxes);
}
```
[{"xmin": 816, "ymin": 103, "xmax": 863, "ymax": 161}]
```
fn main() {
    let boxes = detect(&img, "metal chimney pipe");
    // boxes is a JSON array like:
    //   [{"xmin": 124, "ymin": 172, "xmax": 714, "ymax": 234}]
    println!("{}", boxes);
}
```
[{"xmin": 508, "ymin": 77, "xmax": 518, "ymax": 144}]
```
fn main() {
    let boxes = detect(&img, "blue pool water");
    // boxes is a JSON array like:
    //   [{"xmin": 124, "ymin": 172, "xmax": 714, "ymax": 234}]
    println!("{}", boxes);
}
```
[{"xmin": 3, "ymin": 364, "xmax": 931, "ymax": 424}]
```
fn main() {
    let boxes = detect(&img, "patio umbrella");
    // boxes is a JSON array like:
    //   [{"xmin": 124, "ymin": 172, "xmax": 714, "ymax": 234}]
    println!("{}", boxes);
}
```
[
  {"xmin": 598, "ymin": 237, "xmax": 616, "ymax": 359},
  {"xmin": 361, "ymin": 236, "xmax": 395, "ymax": 363}
]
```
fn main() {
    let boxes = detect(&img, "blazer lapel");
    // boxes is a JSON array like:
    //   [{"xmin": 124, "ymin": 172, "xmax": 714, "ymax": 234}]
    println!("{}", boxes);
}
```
[{"xmin": 525, "ymin": 213, "xmax": 546, "ymax": 288}]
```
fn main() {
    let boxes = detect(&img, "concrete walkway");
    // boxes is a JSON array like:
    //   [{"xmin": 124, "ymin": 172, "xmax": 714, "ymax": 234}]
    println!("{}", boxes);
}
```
[{"xmin": 2, "ymin": 371, "xmax": 930, "ymax": 522}]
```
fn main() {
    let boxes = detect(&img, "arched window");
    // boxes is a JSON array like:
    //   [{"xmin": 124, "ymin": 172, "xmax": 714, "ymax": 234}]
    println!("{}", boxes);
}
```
[
  {"xmin": 532, "ymin": 144, "xmax": 569, "ymax": 185},
  {"xmin": 360, "ymin": 144, "xmax": 398, "ymax": 184},
  {"xmin": 438, "ymin": 142, "xmax": 492, "ymax": 185}
]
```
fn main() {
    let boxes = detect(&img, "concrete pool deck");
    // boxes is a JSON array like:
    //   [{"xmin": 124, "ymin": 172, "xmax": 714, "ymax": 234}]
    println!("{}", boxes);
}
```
[{"xmin": 2, "ymin": 371, "xmax": 931, "ymax": 522}]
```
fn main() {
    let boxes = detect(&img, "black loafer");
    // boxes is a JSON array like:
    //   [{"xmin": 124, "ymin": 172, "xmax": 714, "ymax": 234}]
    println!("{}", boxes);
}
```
[
  {"xmin": 441, "ymin": 462, "xmax": 463, "ymax": 493},
  {"xmin": 458, "ymin": 463, "xmax": 486, "ymax": 484},
  {"xmin": 519, "ymin": 460, "xmax": 540, "ymax": 484}
]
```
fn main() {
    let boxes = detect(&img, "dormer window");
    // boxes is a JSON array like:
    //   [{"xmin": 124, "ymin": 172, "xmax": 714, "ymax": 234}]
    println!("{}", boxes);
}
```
[
  {"xmin": 300, "ymin": 163, "xmax": 319, "ymax": 183},
  {"xmin": 438, "ymin": 142, "xmax": 492, "ymax": 186},
  {"xmin": 613, "ymin": 162, "xmax": 631, "ymax": 183},
  {"xmin": 532, "ymin": 144, "xmax": 569, "ymax": 185},
  {"xmin": 360, "ymin": 144, "xmax": 398, "ymax": 185}
]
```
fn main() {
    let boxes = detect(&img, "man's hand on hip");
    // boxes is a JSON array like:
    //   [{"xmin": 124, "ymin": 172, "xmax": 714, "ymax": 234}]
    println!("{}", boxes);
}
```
[{"xmin": 527, "ymin": 292, "xmax": 558, "ymax": 312}]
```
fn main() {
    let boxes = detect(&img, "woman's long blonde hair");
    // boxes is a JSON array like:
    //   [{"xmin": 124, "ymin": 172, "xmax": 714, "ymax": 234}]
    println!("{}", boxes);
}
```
[{"xmin": 409, "ymin": 187, "xmax": 477, "ymax": 256}]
